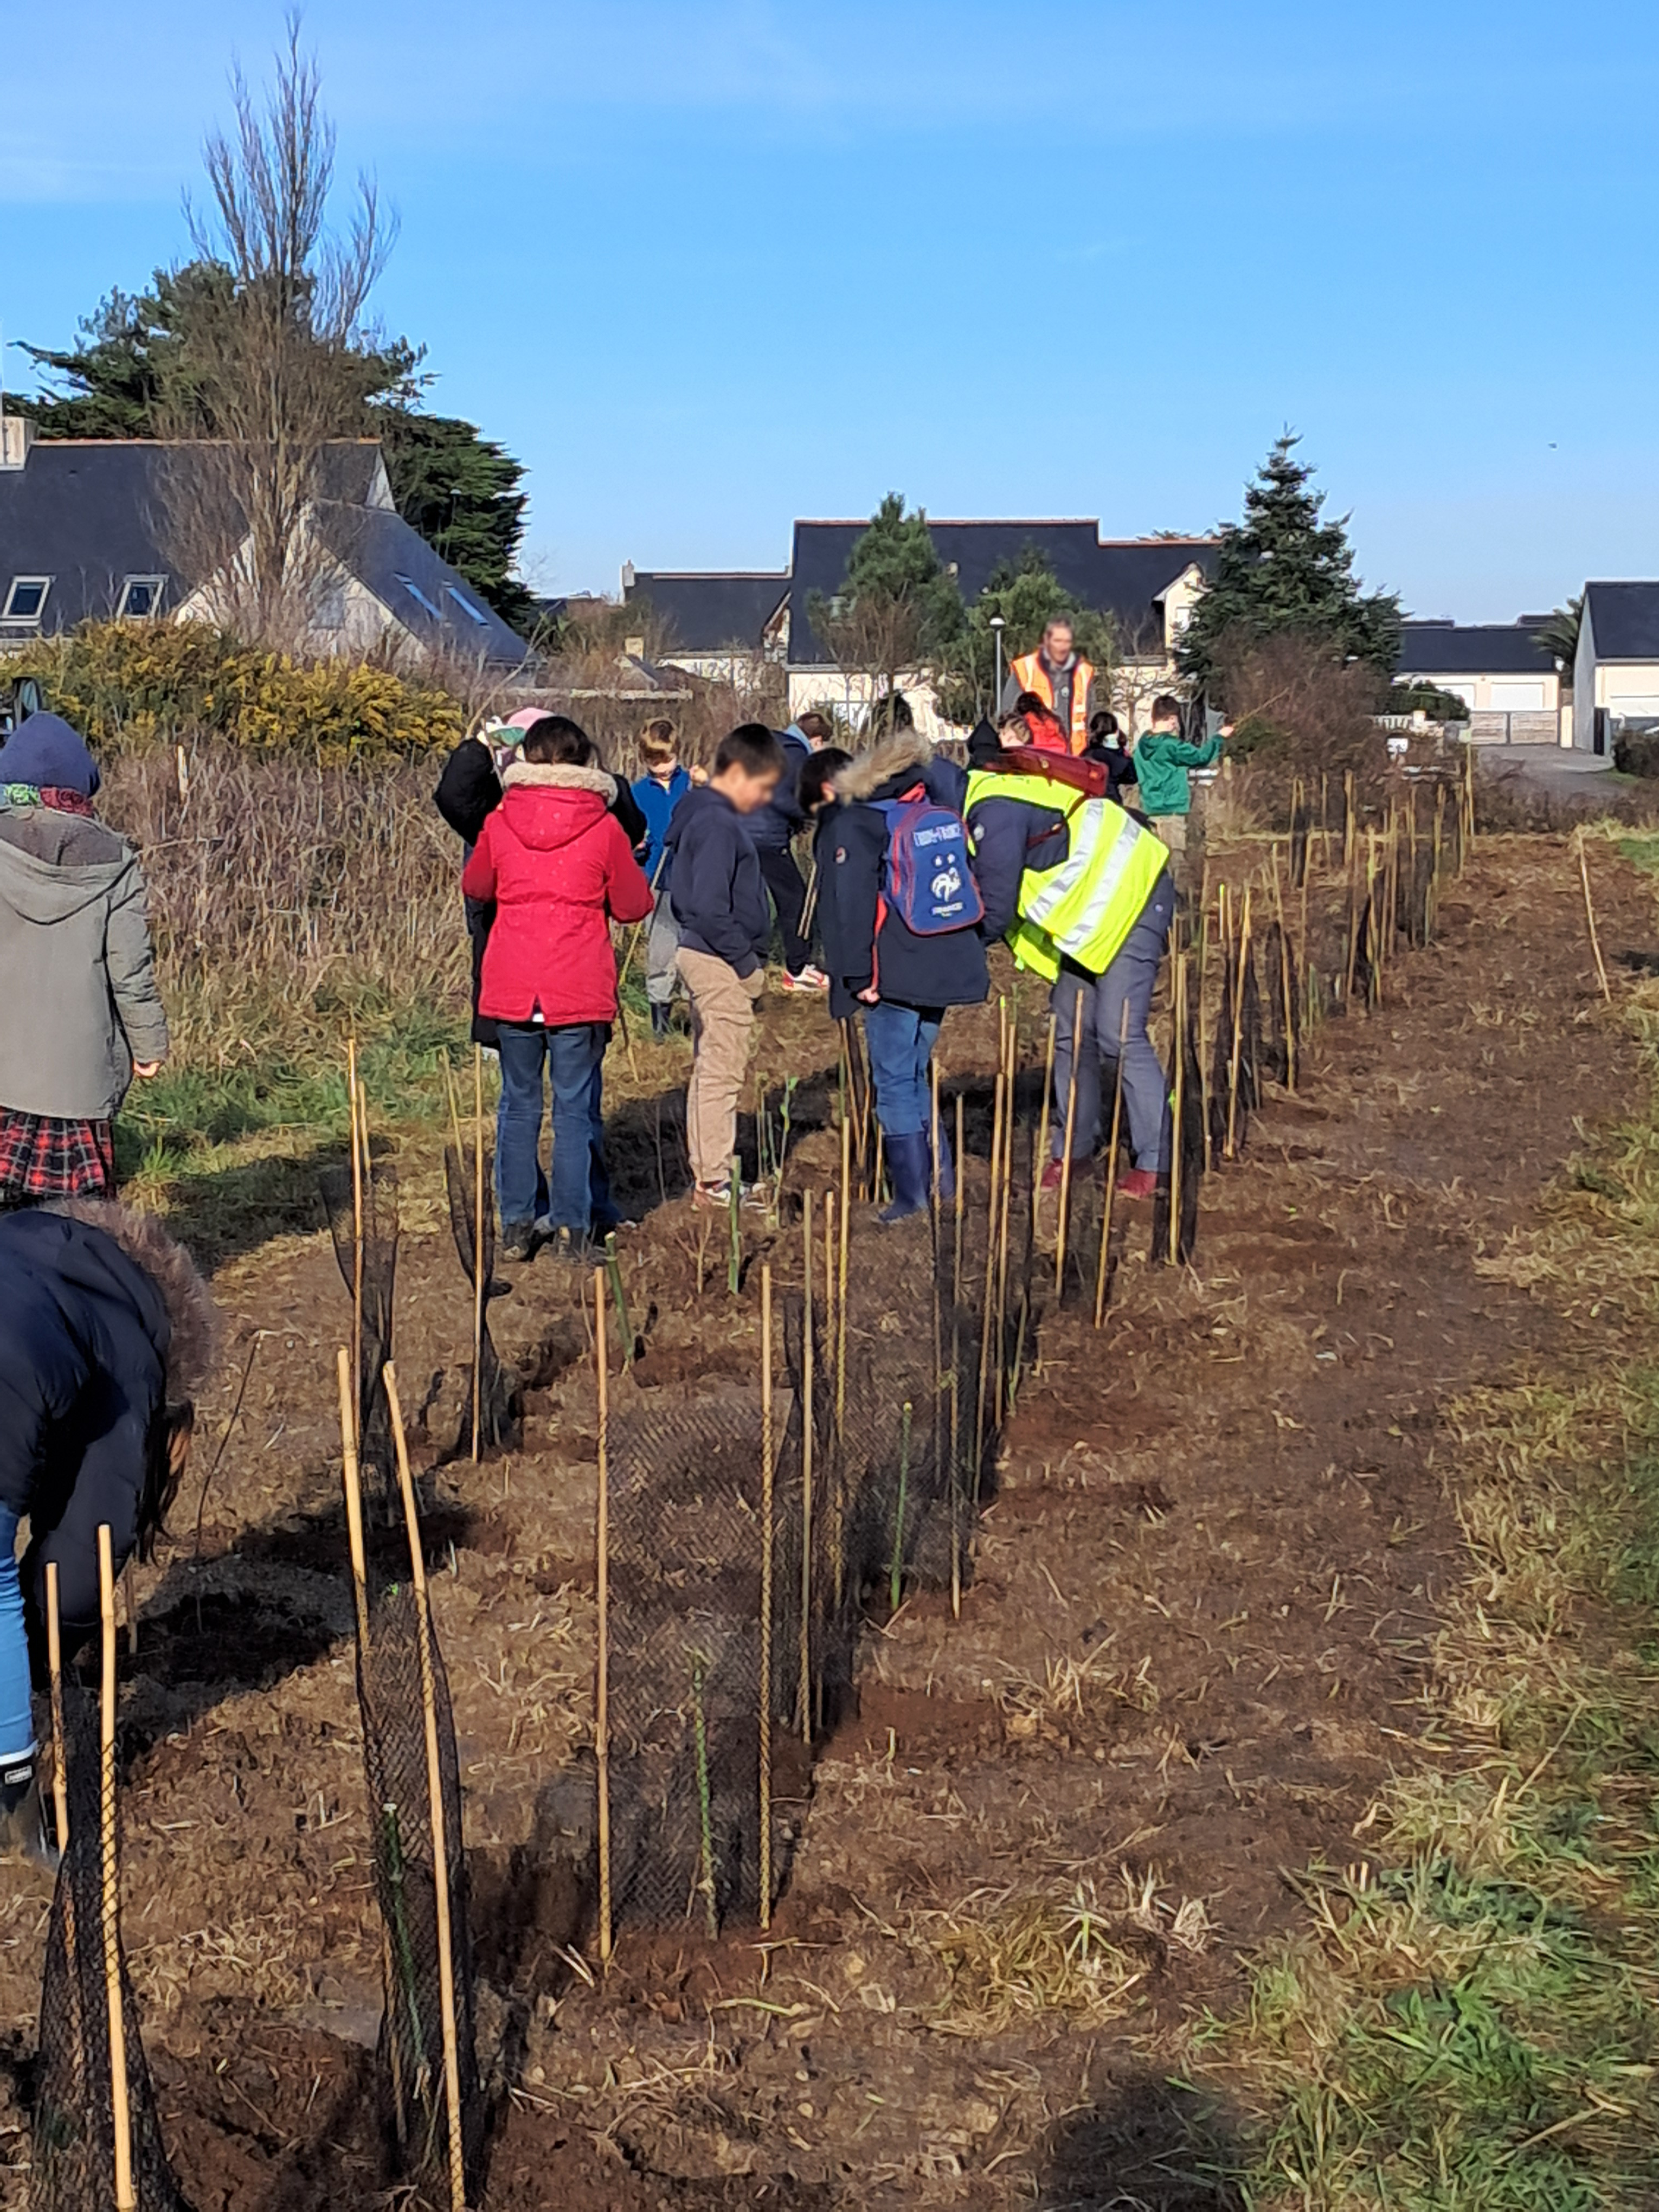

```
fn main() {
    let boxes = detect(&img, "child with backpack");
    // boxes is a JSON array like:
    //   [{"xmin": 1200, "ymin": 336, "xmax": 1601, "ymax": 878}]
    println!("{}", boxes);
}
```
[{"xmin": 817, "ymin": 703, "xmax": 989, "ymax": 1222}]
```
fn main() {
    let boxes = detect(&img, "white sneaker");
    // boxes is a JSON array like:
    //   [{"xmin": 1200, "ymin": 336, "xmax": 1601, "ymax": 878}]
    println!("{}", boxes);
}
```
[{"xmin": 782, "ymin": 964, "xmax": 830, "ymax": 993}]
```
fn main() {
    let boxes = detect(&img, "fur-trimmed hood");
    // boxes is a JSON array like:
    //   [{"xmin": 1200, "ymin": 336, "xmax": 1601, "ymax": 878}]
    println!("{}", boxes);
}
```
[
  {"xmin": 41, "ymin": 1199, "xmax": 217, "ymax": 1398},
  {"xmin": 500, "ymin": 760, "xmax": 617, "ymax": 800},
  {"xmin": 497, "ymin": 759, "xmax": 619, "ymax": 855},
  {"xmin": 837, "ymin": 728, "xmax": 934, "ymax": 803}
]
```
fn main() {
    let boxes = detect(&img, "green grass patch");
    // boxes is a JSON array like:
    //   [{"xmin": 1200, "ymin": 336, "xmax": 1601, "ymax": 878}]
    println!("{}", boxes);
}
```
[{"xmin": 1203, "ymin": 978, "xmax": 1659, "ymax": 2206}]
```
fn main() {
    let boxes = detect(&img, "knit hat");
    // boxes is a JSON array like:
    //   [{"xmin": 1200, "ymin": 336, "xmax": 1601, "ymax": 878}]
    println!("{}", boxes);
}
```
[{"xmin": 0, "ymin": 712, "xmax": 101, "ymax": 798}]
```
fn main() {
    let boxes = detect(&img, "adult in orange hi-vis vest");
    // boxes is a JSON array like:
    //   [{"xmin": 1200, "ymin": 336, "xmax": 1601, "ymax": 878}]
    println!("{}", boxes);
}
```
[{"xmin": 999, "ymin": 618, "xmax": 1099, "ymax": 755}]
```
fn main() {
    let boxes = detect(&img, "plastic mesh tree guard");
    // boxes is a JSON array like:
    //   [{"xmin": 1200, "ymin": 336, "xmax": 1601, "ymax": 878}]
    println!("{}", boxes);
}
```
[
  {"xmin": 353, "ymin": 1571, "xmax": 484, "ymax": 2204},
  {"xmin": 598, "ymin": 1214, "xmax": 988, "ymax": 1937},
  {"xmin": 320, "ymin": 1160, "xmax": 400, "ymax": 1512},
  {"xmin": 33, "ymin": 1684, "xmax": 190, "ymax": 2212},
  {"xmin": 442, "ymin": 1141, "xmax": 521, "ymax": 1454}
]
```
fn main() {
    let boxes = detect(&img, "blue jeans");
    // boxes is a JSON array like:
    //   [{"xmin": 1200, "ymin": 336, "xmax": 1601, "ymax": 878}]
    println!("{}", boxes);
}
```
[
  {"xmin": 862, "ymin": 1001, "xmax": 944, "ymax": 1138},
  {"xmin": 496, "ymin": 1022, "xmax": 614, "ymax": 1236},
  {"xmin": 0, "ymin": 1509, "xmax": 33, "ymax": 1763},
  {"xmin": 1051, "ymin": 872, "xmax": 1177, "ymax": 1173}
]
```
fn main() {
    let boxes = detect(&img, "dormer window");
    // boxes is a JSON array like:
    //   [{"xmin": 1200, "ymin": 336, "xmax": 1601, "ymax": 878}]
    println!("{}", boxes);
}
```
[
  {"xmin": 3, "ymin": 577, "xmax": 49, "ymax": 623},
  {"xmin": 117, "ymin": 576, "xmax": 165, "ymax": 619}
]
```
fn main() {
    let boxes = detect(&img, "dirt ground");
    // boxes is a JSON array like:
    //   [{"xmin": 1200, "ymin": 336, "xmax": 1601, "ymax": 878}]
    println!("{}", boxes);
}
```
[{"xmin": 0, "ymin": 828, "xmax": 1647, "ymax": 2210}]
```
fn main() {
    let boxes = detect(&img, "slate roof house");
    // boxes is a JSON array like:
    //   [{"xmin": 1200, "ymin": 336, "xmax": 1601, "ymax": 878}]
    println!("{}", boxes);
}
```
[
  {"xmin": 623, "ymin": 522, "xmax": 1218, "ymax": 734},
  {"xmin": 1573, "ymin": 582, "xmax": 1659, "ymax": 754},
  {"xmin": 1396, "ymin": 619, "xmax": 1565, "ymax": 743},
  {"xmin": 0, "ymin": 416, "xmax": 530, "ymax": 671},
  {"xmin": 620, "ymin": 565, "xmax": 790, "ymax": 680}
]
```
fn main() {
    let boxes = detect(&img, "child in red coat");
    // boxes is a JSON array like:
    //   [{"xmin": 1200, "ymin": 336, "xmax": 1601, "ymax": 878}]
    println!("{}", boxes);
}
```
[{"xmin": 461, "ymin": 717, "xmax": 653, "ymax": 1258}]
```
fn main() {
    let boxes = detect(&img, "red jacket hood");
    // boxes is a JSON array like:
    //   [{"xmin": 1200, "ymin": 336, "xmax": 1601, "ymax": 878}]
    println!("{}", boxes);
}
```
[{"xmin": 496, "ymin": 760, "xmax": 618, "ymax": 851}]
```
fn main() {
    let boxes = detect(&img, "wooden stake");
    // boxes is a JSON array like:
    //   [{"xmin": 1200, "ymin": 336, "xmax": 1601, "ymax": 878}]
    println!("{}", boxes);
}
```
[
  {"xmin": 471, "ymin": 1047, "xmax": 486, "ymax": 1464},
  {"xmin": 1342, "ymin": 769, "xmax": 1356, "ymax": 873},
  {"xmin": 1093, "ymin": 1002, "xmax": 1129, "ymax": 1328},
  {"xmin": 337, "ymin": 1349, "xmax": 371, "ymax": 1655},
  {"xmin": 1031, "ymin": 1011, "xmax": 1058, "ymax": 1238},
  {"xmin": 46, "ymin": 1562, "xmax": 68, "ymax": 1853},
  {"xmin": 1168, "ymin": 954, "xmax": 1186, "ymax": 1268},
  {"xmin": 348, "ymin": 1039, "xmax": 365, "ymax": 1435},
  {"xmin": 799, "ymin": 1207, "xmax": 814, "ymax": 1744},
  {"xmin": 833, "ymin": 1130, "xmax": 850, "ymax": 1606},
  {"xmin": 952, "ymin": 1091, "xmax": 965, "ymax": 1308},
  {"xmin": 758, "ymin": 1267, "xmax": 775, "ymax": 1927},
  {"xmin": 593, "ymin": 1272, "xmax": 613, "ymax": 1965},
  {"xmin": 992, "ymin": 1017, "xmax": 1017, "ymax": 1423},
  {"xmin": 974, "ymin": 1056, "xmax": 1005, "ymax": 1489},
  {"xmin": 384, "ymin": 1367, "xmax": 468, "ymax": 2212},
  {"xmin": 1054, "ymin": 990, "xmax": 1084, "ymax": 1295},
  {"xmin": 97, "ymin": 1525, "xmax": 135, "ymax": 2212},
  {"xmin": 1226, "ymin": 888, "xmax": 1252, "ymax": 1161},
  {"xmin": 1578, "ymin": 831, "xmax": 1613, "ymax": 1002}
]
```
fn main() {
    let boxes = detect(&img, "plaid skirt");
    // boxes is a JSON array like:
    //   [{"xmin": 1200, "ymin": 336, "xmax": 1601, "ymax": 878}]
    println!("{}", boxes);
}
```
[{"xmin": 0, "ymin": 1110, "xmax": 115, "ymax": 1202}]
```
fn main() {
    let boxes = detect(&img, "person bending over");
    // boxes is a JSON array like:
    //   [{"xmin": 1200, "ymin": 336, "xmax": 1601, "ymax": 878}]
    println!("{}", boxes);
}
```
[
  {"xmin": 0, "ymin": 1201, "xmax": 214, "ymax": 1852},
  {"xmin": 966, "ymin": 724, "xmax": 1176, "ymax": 1203}
]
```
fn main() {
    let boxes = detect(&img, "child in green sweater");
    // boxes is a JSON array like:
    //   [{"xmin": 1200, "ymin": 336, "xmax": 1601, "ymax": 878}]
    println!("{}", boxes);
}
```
[{"xmin": 1127, "ymin": 696, "xmax": 1227, "ymax": 880}]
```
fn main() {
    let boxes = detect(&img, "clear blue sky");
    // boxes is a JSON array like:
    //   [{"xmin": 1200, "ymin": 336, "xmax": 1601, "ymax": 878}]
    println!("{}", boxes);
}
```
[{"xmin": 4, "ymin": 1, "xmax": 1656, "ymax": 617}]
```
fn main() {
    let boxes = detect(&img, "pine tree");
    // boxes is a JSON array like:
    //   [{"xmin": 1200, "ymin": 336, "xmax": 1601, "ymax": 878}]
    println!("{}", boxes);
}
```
[
  {"xmin": 806, "ymin": 494, "xmax": 963, "ymax": 705},
  {"xmin": 17, "ymin": 263, "xmax": 533, "ymax": 628},
  {"xmin": 1179, "ymin": 434, "xmax": 1400, "ymax": 693}
]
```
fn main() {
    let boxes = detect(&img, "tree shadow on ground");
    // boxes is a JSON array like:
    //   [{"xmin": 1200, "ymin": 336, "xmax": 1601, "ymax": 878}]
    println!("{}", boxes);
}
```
[{"xmin": 1033, "ymin": 2068, "xmax": 1247, "ymax": 2212}]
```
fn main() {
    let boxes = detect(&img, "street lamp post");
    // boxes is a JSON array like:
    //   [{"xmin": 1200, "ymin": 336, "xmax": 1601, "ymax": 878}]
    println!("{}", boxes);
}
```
[{"xmin": 989, "ymin": 616, "xmax": 1005, "ymax": 716}]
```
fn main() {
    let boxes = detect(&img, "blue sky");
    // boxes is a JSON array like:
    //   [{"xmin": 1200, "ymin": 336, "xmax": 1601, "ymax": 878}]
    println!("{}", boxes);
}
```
[{"xmin": 4, "ymin": 1, "xmax": 1657, "ymax": 616}]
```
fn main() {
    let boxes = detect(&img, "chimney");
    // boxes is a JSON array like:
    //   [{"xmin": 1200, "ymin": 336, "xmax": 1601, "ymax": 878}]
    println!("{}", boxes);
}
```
[
  {"xmin": 0, "ymin": 415, "xmax": 35, "ymax": 470},
  {"xmin": 621, "ymin": 561, "xmax": 636, "ymax": 593}
]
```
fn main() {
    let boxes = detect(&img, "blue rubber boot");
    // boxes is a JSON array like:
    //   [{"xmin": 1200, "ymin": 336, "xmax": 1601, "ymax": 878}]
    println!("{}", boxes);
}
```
[{"xmin": 879, "ymin": 1130, "xmax": 931, "ymax": 1225}]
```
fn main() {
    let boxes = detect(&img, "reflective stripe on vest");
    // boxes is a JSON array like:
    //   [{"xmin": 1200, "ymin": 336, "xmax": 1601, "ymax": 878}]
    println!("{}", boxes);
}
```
[
  {"xmin": 966, "ymin": 767, "xmax": 1168, "ymax": 980},
  {"xmin": 1009, "ymin": 651, "xmax": 1095, "ymax": 754}
]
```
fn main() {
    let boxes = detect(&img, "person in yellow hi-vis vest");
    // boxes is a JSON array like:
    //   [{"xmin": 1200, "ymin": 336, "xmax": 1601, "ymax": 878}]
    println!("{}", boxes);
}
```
[{"xmin": 964, "ymin": 720, "xmax": 1176, "ymax": 1201}]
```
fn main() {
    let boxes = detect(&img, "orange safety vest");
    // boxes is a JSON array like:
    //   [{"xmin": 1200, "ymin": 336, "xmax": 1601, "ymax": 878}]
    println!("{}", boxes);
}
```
[{"xmin": 1009, "ymin": 651, "xmax": 1095, "ymax": 755}]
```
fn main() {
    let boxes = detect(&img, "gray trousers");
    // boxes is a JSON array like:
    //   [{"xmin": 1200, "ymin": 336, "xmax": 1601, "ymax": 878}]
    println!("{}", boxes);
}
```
[
  {"xmin": 645, "ymin": 888, "xmax": 681, "ymax": 1006},
  {"xmin": 1050, "ymin": 871, "xmax": 1177, "ymax": 1173}
]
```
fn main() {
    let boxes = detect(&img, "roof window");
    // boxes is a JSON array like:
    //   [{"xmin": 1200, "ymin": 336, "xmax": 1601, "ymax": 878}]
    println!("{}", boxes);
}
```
[
  {"xmin": 117, "ymin": 575, "xmax": 165, "ymax": 619},
  {"xmin": 395, "ymin": 573, "xmax": 442, "ymax": 620},
  {"xmin": 447, "ymin": 586, "xmax": 488, "ymax": 626},
  {"xmin": 3, "ymin": 577, "xmax": 49, "ymax": 623}
]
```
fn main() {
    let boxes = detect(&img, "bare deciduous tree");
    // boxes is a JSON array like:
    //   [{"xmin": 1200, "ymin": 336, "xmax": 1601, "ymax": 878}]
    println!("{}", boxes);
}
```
[{"xmin": 160, "ymin": 15, "xmax": 395, "ymax": 647}]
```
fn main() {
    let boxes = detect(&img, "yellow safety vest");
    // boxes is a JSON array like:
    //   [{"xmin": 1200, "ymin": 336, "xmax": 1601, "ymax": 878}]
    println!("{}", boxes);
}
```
[
  {"xmin": 965, "ymin": 767, "xmax": 1169, "ymax": 983},
  {"xmin": 1009, "ymin": 651, "xmax": 1095, "ymax": 754}
]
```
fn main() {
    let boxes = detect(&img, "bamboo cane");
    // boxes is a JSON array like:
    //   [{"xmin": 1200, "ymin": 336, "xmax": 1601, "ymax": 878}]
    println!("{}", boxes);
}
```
[
  {"xmin": 348, "ymin": 1039, "xmax": 365, "ymax": 1439},
  {"xmin": 1226, "ymin": 888, "xmax": 1252, "ymax": 1160},
  {"xmin": 1342, "ymin": 769, "xmax": 1356, "ymax": 872},
  {"xmin": 1093, "ymin": 1002, "xmax": 1130, "ymax": 1327},
  {"xmin": 834, "ymin": 1128, "xmax": 850, "ymax": 1605},
  {"xmin": 383, "ymin": 1365, "xmax": 469, "ymax": 2212},
  {"xmin": 799, "ymin": 1206, "xmax": 814, "ymax": 1744},
  {"xmin": 1168, "ymin": 954, "xmax": 1186, "ymax": 1268},
  {"xmin": 758, "ymin": 1266, "xmax": 775, "ymax": 1927},
  {"xmin": 992, "ymin": 1017, "xmax": 1017, "ymax": 1424},
  {"xmin": 1578, "ymin": 831, "xmax": 1613, "ymax": 1002},
  {"xmin": 46, "ymin": 1562, "xmax": 69, "ymax": 1854},
  {"xmin": 97, "ymin": 1525, "xmax": 136, "ymax": 2212},
  {"xmin": 953, "ymin": 1091, "xmax": 965, "ymax": 1307},
  {"xmin": 337, "ymin": 1347, "xmax": 407, "ymax": 2147},
  {"xmin": 471, "ymin": 1047, "xmax": 486, "ymax": 1464},
  {"xmin": 593, "ymin": 1273, "xmax": 613, "ymax": 1964},
  {"xmin": 1053, "ymin": 991, "xmax": 1084, "ymax": 1295},
  {"xmin": 1031, "ymin": 1011, "xmax": 1058, "ymax": 1238},
  {"xmin": 1270, "ymin": 847, "xmax": 1297, "ymax": 1091},
  {"xmin": 974, "ymin": 1056, "xmax": 1005, "ymax": 1490}
]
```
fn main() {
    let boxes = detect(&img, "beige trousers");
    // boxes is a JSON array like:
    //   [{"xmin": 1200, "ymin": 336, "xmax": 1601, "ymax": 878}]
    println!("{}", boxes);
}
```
[{"xmin": 677, "ymin": 947, "xmax": 764, "ymax": 1185}]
